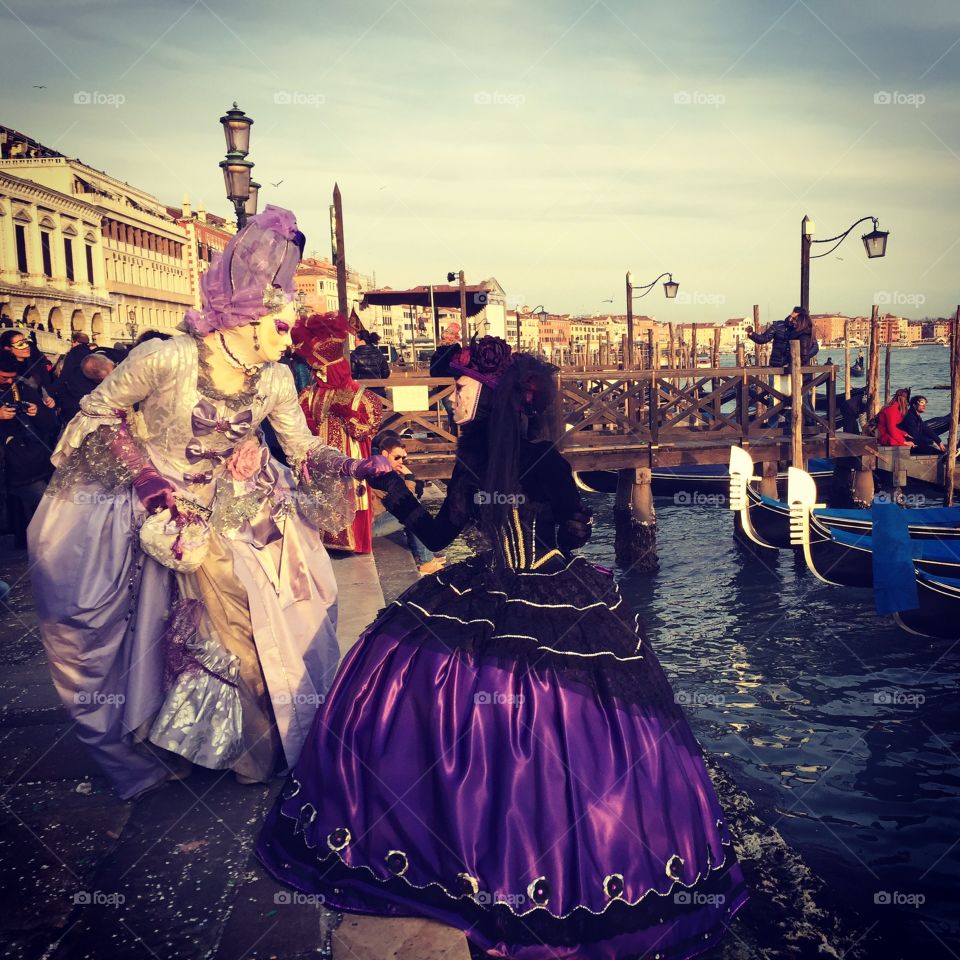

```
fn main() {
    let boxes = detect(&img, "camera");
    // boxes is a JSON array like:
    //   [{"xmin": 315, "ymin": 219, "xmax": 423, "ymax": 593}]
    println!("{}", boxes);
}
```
[{"xmin": 3, "ymin": 400, "xmax": 29, "ymax": 414}]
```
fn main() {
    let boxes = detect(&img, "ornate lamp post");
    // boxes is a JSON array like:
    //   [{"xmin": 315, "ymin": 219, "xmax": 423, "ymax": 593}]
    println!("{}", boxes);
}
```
[
  {"xmin": 800, "ymin": 215, "xmax": 889, "ymax": 316},
  {"xmin": 219, "ymin": 104, "xmax": 256, "ymax": 229},
  {"xmin": 625, "ymin": 272, "xmax": 678, "ymax": 367},
  {"xmin": 516, "ymin": 304, "xmax": 549, "ymax": 351}
]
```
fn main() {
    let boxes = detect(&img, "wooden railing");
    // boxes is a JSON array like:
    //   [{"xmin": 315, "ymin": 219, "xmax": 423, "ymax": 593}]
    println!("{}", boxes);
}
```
[{"xmin": 362, "ymin": 363, "xmax": 837, "ymax": 456}]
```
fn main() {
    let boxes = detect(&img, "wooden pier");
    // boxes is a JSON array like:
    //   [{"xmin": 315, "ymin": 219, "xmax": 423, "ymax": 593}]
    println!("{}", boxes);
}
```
[{"xmin": 364, "ymin": 352, "xmax": 874, "ymax": 571}]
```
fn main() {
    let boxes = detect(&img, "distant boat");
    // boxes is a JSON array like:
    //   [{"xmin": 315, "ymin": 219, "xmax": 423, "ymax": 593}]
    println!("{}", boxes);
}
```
[{"xmin": 849, "ymin": 356, "xmax": 865, "ymax": 378}]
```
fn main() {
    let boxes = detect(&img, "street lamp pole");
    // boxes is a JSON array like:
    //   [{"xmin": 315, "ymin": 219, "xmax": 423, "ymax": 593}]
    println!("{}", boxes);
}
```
[
  {"xmin": 448, "ymin": 270, "xmax": 468, "ymax": 347},
  {"xmin": 626, "ymin": 271, "xmax": 679, "ymax": 368}
]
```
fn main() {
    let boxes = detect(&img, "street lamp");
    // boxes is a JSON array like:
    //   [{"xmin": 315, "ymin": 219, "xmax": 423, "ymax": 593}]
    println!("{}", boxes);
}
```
[
  {"xmin": 219, "ymin": 103, "xmax": 255, "ymax": 229},
  {"xmin": 244, "ymin": 181, "xmax": 261, "ymax": 220},
  {"xmin": 126, "ymin": 308, "xmax": 138, "ymax": 342},
  {"xmin": 514, "ymin": 304, "xmax": 549, "ymax": 351},
  {"xmin": 625, "ymin": 271, "xmax": 678, "ymax": 367},
  {"xmin": 800, "ymin": 214, "xmax": 889, "ymax": 315}
]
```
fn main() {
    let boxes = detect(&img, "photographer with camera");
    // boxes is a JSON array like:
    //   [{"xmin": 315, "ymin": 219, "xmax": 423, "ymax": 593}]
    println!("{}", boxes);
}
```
[{"xmin": 0, "ymin": 354, "xmax": 57, "ymax": 545}]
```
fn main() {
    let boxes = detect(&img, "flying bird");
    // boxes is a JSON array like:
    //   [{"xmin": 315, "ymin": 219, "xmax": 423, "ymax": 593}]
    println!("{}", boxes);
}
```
[
  {"xmin": 33, "ymin": 85, "xmax": 46, "ymax": 89},
  {"xmin": 270, "ymin": 180, "xmax": 284, "ymax": 187}
]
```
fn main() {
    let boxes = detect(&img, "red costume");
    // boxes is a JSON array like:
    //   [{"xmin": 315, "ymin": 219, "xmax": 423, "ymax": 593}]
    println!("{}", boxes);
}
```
[
  {"xmin": 293, "ymin": 313, "xmax": 383, "ymax": 553},
  {"xmin": 877, "ymin": 402, "xmax": 911, "ymax": 446}
]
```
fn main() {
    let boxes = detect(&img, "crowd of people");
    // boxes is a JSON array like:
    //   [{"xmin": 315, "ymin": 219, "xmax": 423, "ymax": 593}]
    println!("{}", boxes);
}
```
[{"xmin": 0, "ymin": 328, "xmax": 164, "ymax": 547}]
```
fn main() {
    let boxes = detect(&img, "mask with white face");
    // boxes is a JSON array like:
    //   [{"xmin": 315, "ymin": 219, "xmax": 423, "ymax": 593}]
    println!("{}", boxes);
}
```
[{"xmin": 452, "ymin": 375, "xmax": 484, "ymax": 425}]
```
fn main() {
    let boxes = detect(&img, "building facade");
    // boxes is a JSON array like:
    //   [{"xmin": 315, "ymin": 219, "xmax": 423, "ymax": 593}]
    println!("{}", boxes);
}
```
[
  {"xmin": 167, "ymin": 197, "xmax": 234, "ymax": 311},
  {"xmin": 0, "ymin": 168, "xmax": 113, "ymax": 340}
]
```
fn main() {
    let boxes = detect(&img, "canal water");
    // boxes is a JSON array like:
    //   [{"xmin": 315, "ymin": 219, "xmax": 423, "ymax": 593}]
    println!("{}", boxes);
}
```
[{"xmin": 587, "ymin": 344, "xmax": 959, "ymax": 956}]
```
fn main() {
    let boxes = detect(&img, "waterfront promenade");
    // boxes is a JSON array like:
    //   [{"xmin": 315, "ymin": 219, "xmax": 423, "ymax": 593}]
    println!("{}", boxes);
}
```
[{"xmin": 0, "ymin": 527, "xmax": 870, "ymax": 959}]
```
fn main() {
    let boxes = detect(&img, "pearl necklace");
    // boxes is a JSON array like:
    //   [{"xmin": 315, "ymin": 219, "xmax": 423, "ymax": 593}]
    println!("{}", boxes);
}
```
[{"xmin": 217, "ymin": 332, "xmax": 260, "ymax": 376}]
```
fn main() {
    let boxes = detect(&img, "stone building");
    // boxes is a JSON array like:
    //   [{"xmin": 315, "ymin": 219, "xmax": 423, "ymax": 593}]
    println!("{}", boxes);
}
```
[
  {"xmin": 0, "ymin": 127, "xmax": 193, "ymax": 341},
  {"xmin": 0, "ymin": 166, "xmax": 113, "ymax": 340},
  {"xmin": 167, "ymin": 196, "xmax": 234, "ymax": 311}
]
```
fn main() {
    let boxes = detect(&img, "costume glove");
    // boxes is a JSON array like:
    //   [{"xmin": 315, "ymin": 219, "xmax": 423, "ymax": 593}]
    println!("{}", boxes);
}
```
[{"xmin": 340, "ymin": 454, "xmax": 392, "ymax": 481}]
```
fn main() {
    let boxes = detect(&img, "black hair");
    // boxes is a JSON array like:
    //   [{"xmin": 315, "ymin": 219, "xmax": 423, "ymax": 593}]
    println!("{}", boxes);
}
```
[
  {"xmin": 0, "ymin": 352, "xmax": 21, "ymax": 373},
  {"xmin": 479, "ymin": 353, "xmax": 560, "ymax": 549},
  {"xmin": 379, "ymin": 436, "xmax": 406, "ymax": 455},
  {"xmin": 373, "ymin": 429, "xmax": 401, "ymax": 454},
  {"xmin": 911, "ymin": 395, "xmax": 927, "ymax": 407}
]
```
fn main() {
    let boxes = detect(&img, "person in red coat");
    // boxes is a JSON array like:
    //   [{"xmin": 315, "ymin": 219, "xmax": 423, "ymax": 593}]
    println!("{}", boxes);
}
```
[
  {"xmin": 292, "ymin": 312, "xmax": 383, "ymax": 553},
  {"xmin": 877, "ymin": 388, "xmax": 912, "ymax": 446}
]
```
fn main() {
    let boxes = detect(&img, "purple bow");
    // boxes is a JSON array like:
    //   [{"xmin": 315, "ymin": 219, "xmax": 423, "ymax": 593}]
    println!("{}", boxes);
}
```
[
  {"xmin": 191, "ymin": 399, "xmax": 253, "ymax": 441},
  {"xmin": 186, "ymin": 439, "xmax": 231, "ymax": 465}
]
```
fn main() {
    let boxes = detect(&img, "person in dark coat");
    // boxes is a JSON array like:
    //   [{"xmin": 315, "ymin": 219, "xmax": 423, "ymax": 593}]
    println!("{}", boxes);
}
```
[
  {"xmin": 350, "ymin": 330, "xmax": 389, "ymax": 397},
  {"xmin": 0, "ymin": 354, "xmax": 58, "ymax": 545},
  {"xmin": 429, "ymin": 322, "xmax": 462, "ymax": 432},
  {"xmin": 0, "ymin": 330, "xmax": 55, "ymax": 396},
  {"xmin": 900, "ymin": 395, "xmax": 945, "ymax": 455}
]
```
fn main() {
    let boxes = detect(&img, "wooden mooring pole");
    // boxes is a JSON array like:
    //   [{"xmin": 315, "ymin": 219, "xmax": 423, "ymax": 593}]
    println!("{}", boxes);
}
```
[
  {"xmin": 614, "ymin": 467, "xmax": 658, "ymax": 572},
  {"xmin": 843, "ymin": 317, "xmax": 851, "ymax": 400},
  {"xmin": 854, "ymin": 305, "xmax": 882, "ymax": 507},
  {"xmin": 944, "ymin": 306, "xmax": 960, "ymax": 506},
  {"xmin": 789, "ymin": 339, "xmax": 804, "ymax": 470},
  {"xmin": 883, "ymin": 339, "xmax": 892, "ymax": 406}
]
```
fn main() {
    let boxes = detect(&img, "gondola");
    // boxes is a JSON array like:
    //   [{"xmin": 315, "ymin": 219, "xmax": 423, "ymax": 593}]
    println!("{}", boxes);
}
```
[
  {"xmin": 728, "ymin": 447, "xmax": 960, "ymax": 551},
  {"xmin": 576, "ymin": 457, "xmax": 834, "ymax": 497},
  {"xmin": 788, "ymin": 467, "xmax": 960, "ymax": 587},
  {"xmin": 895, "ymin": 571, "xmax": 960, "ymax": 639},
  {"xmin": 849, "ymin": 357, "xmax": 865, "ymax": 378}
]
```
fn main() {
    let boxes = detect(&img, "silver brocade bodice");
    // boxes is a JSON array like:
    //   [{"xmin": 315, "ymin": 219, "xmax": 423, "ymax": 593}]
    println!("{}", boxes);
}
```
[{"xmin": 52, "ymin": 334, "xmax": 335, "ymax": 507}]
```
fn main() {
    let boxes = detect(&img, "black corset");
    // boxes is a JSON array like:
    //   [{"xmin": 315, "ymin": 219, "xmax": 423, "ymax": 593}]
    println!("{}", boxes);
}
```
[{"xmin": 492, "ymin": 503, "xmax": 563, "ymax": 572}]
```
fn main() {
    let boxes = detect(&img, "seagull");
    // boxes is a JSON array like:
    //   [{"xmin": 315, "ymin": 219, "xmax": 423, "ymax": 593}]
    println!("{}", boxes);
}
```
[
  {"xmin": 270, "ymin": 180, "xmax": 284, "ymax": 187},
  {"xmin": 601, "ymin": 298, "xmax": 614, "ymax": 303},
  {"xmin": 33, "ymin": 85, "xmax": 46, "ymax": 89}
]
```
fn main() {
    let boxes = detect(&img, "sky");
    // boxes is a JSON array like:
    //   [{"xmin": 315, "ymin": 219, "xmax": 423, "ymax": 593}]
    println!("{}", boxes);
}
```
[{"xmin": 1, "ymin": 0, "xmax": 958, "ymax": 323}]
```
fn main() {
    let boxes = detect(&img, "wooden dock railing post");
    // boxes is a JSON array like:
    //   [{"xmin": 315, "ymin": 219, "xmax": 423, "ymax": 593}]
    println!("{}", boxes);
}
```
[{"xmin": 867, "ymin": 304, "xmax": 881, "ymax": 423}]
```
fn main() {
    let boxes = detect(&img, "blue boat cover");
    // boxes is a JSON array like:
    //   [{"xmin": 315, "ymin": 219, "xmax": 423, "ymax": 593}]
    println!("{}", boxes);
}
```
[
  {"xmin": 823, "ymin": 505, "xmax": 960, "ymax": 527},
  {"xmin": 870, "ymin": 502, "xmax": 919, "ymax": 614},
  {"xmin": 831, "ymin": 526, "xmax": 960, "ymax": 562}
]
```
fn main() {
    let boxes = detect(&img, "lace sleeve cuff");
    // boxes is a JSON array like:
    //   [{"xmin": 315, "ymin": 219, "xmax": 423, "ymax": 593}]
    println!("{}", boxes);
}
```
[{"xmin": 292, "ymin": 443, "xmax": 357, "ymax": 533}]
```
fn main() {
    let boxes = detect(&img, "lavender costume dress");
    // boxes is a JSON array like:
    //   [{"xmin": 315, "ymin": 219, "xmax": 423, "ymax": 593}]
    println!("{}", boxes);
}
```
[
  {"xmin": 257, "ymin": 441, "xmax": 747, "ymax": 959},
  {"xmin": 28, "ymin": 333, "xmax": 354, "ymax": 799}
]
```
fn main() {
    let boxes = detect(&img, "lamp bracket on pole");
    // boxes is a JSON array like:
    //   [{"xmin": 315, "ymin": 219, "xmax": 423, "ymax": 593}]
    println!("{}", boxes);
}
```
[
  {"xmin": 630, "ymin": 272, "xmax": 677, "ymax": 298},
  {"xmin": 810, "ymin": 216, "xmax": 884, "ymax": 259}
]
